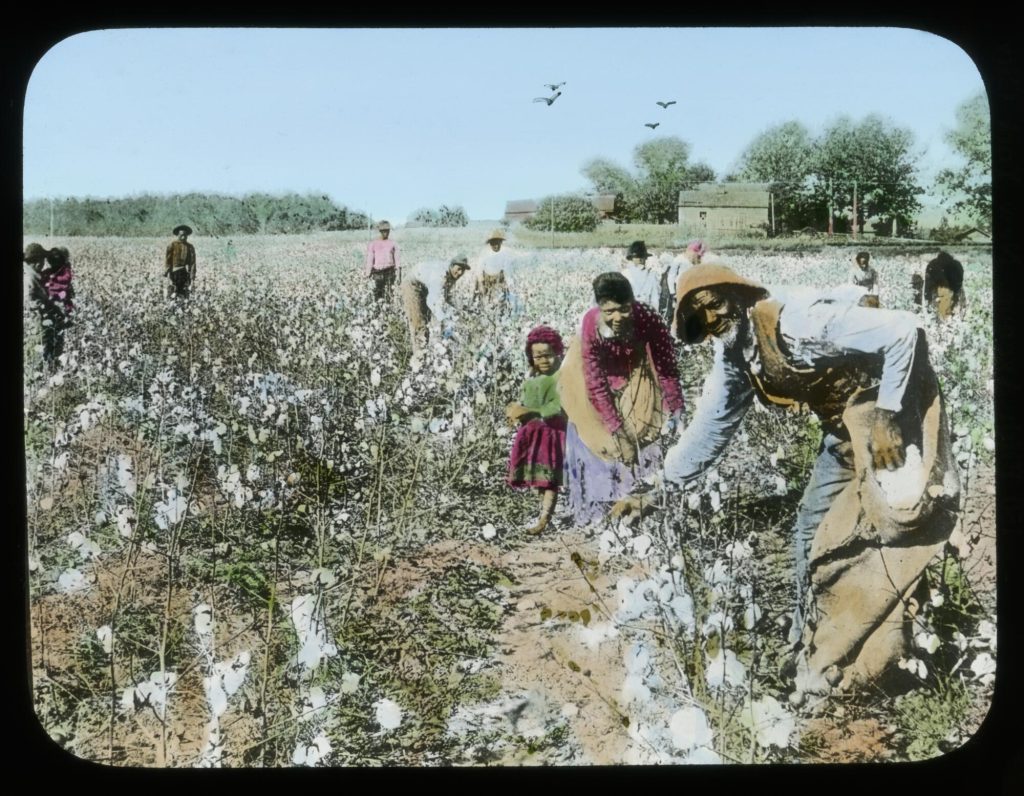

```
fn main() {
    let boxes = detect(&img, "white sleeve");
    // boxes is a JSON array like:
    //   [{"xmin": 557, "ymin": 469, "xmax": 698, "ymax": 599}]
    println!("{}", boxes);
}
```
[
  {"xmin": 819, "ymin": 305, "xmax": 920, "ymax": 412},
  {"xmin": 664, "ymin": 345, "xmax": 754, "ymax": 484}
]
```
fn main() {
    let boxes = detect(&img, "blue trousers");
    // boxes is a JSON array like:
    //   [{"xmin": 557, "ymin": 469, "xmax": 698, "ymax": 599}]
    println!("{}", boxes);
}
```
[{"xmin": 790, "ymin": 433, "xmax": 856, "ymax": 643}]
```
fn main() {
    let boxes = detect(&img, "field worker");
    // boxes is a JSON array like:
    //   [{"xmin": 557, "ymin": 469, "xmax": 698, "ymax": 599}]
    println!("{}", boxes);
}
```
[
  {"xmin": 850, "ymin": 251, "xmax": 878, "ymax": 293},
  {"xmin": 165, "ymin": 225, "xmax": 197, "ymax": 299},
  {"xmin": 365, "ymin": 220, "xmax": 401, "ymax": 303},
  {"xmin": 619, "ymin": 241, "xmax": 660, "ymax": 308},
  {"xmin": 923, "ymin": 251, "xmax": 966, "ymax": 320},
  {"xmin": 37, "ymin": 246, "xmax": 76, "ymax": 368},
  {"xmin": 657, "ymin": 264, "xmax": 959, "ymax": 702},
  {"xmin": 23, "ymin": 242, "xmax": 47, "ymax": 306},
  {"xmin": 473, "ymin": 228, "xmax": 511, "ymax": 309},
  {"xmin": 401, "ymin": 255, "xmax": 471, "ymax": 352},
  {"xmin": 557, "ymin": 272, "xmax": 684, "ymax": 526}
]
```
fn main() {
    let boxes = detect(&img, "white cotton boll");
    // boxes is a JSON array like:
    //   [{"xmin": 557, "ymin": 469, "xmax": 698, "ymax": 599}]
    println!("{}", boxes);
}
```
[
  {"xmin": 874, "ymin": 444, "xmax": 925, "ymax": 510},
  {"xmin": 709, "ymin": 491, "xmax": 721, "ymax": 513},
  {"xmin": 631, "ymin": 533, "xmax": 653, "ymax": 559},
  {"xmin": 58, "ymin": 569, "xmax": 90, "ymax": 593},
  {"xmin": 97, "ymin": 625, "xmax": 113, "ymax": 655},
  {"xmin": 370, "ymin": 368, "xmax": 381, "ymax": 387},
  {"xmin": 914, "ymin": 631, "xmax": 941, "ymax": 655},
  {"xmin": 194, "ymin": 604, "xmax": 214, "ymax": 640},
  {"xmin": 668, "ymin": 706, "xmax": 714, "ymax": 752},
  {"xmin": 117, "ymin": 455, "xmax": 136, "ymax": 496},
  {"xmin": 577, "ymin": 621, "xmax": 619, "ymax": 648},
  {"xmin": 774, "ymin": 476, "xmax": 788, "ymax": 496},
  {"xmin": 481, "ymin": 523, "xmax": 497, "ymax": 540},
  {"xmin": 620, "ymin": 673, "xmax": 650, "ymax": 705},
  {"xmin": 971, "ymin": 652, "xmax": 996, "ymax": 684},
  {"xmin": 683, "ymin": 746, "xmax": 723, "ymax": 764},
  {"xmin": 624, "ymin": 642, "xmax": 651, "ymax": 675},
  {"xmin": 705, "ymin": 648, "xmax": 747, "ymax": 689},
  {"xmin": 746, "ymin": 696, "xmax": 795, "ymax": 749},
  {"xmin": 246, "ymin": 464, "xmax": 261, "ymax": 483},
  {"xmin": 743, "ymin": 604, "xmax": 762, "ymax": 630},
  {"xmin": 292, "ymin": 734, "xmax": 332, "ymax": 766},
  {"xmin": 340, "ymin": 672, "xmax": 361, "ymax": 694},
  {"xmin": 374, "ymin": 698, "xmax": 404, "ymax": 731}
]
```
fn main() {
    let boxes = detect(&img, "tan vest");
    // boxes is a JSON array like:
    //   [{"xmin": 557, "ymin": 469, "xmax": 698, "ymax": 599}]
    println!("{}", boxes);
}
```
[{"xmin": 748, "ymin": 299, "xmax": 896, "ymax": 438}]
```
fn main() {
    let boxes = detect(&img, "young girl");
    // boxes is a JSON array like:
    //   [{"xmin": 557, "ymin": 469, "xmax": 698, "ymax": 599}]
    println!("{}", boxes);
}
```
[{"xmin": 506, "ymin": 325, "xmax": 567, "ymax": 534}]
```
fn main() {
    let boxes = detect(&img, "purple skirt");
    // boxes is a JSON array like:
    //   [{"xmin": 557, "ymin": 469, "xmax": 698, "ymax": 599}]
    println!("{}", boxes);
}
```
[
  {"xmin": 563, "ymin": 421, "xmax": 662, "ymax": 526},
  {"xmin": 507, "ymin": 415, "xmax": 567, "ymax": 490}
]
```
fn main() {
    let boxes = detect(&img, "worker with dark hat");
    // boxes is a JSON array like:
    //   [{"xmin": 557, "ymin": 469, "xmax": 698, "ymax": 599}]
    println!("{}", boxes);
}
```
[{"xmin": 166, "ymin": 225, "xmax": 196, "ymax": 298}]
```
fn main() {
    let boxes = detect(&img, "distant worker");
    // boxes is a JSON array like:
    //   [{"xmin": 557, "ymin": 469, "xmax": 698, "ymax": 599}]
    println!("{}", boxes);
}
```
[
  {"xmin": 365, "ymin": 220, "xmax": 401, "ymax": 303},
  {"xmin": 473, "ymin": 229, "xmax": 512, "ymax": 309},
  {"xmin": 401, "ymin": 255, "xmax": 471, "ymax": 353},
  {"xmin": 924, "ymin": 251, "xmax": 966, "ymax": 320},
  {"xmin": 849, "ymin": 251, "xmax": 880, "ymax": 308},
  {"xmin": 619, "ymin": 241, "xmax": 660, "ymax": 308},
  {"xmin": 25, "ymin": 244, "xmax": 75, "ymax": 368},
  {"xmin": 165, "ymin": 225, "xmax": 197, "ymax": 299}
]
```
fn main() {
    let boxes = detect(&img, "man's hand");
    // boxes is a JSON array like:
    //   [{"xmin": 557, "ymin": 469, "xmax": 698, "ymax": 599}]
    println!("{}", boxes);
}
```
[{"xmin": 869, "ymin": 408, "xmax": 905, "ymax": 471}]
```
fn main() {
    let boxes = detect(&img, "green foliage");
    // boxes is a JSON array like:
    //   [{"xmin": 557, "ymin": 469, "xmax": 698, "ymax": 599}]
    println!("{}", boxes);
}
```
[
  {"xmin": 935, "ymin": 92, "xmax": 991, "ymax": 229},
  {"xmin": 23, "ymin": 193, "xmax": 369, "ymax": 236},
  {"xmin": 893, "ymin": 678, "xmax": 971, "ymax": 761},
  {"xmin": 523, "ymin": 194, "xmax": 600, "ymax": 232},
  {"xmin": 730, "ymin": 115, "xmax": 923, "ymax": 234},
  {"xmin": 410, "ymin": 204, "xmax": 470, "ymax": 227},
  {"xmin": 581, "ymin": 136, "xmax": 715, "ymax": 223}
]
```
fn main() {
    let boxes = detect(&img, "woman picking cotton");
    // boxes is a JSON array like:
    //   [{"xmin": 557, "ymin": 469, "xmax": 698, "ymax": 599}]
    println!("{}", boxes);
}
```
[
  {"xmin": 557, "ymin": 272, "xmax": 684, "ymax": 526},
  {"xmin": 505, "ymin": 325, "xmax": 568, "ymax": 534}
]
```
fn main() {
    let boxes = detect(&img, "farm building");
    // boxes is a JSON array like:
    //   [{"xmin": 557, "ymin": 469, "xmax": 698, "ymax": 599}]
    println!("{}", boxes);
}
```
[
  {"xmin": 590, "ymin": 193, "xmax": 619, "ymax": 220},
  {"xmin": 678, "ymin": 182, "xmax": 771, "ymax": 235},
  {"xmin": 504, "ymin": 200, "xmax": 538, "ymax": 223},
  {"xmin": 504, "ymin": 194, "xmax": 619, "ymax": 223}
]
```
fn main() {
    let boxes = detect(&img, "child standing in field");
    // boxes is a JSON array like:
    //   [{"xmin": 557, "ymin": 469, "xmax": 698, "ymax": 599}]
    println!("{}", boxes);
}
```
[
  {"xmin": 506, "ymin": 325, "xmax": 567, "ymax": 534},
  {"xmin": 38, "ymin": 246, "xmax": 75, "ymax": 368}
]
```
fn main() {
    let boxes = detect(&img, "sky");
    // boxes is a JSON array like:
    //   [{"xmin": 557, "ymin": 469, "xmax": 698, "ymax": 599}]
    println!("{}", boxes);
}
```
[{"xmin": 22, "ymin": 27, "xmax": 986, "ymax": 222}]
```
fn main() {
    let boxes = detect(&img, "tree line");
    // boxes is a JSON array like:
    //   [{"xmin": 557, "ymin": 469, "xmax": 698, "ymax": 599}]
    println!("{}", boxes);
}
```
[
  {"xmin": 572, "ymin": 92, "xmax": 990, "ymax": 235},
  {"xmin": 22, "ymin": 193, "xmax": 372, "ymax": 237}
]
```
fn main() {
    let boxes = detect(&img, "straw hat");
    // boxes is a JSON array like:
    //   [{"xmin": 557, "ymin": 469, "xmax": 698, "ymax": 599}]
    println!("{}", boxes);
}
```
[
  {"xmin": 486, "ymin": 229, "xmax": 506, "ymax": 243},
  {"xmin": 674, "ymin": 264, "xmax": 767, "ymax": 343},
  {"xmin": 173, "ymin": 224, "xmax": 193, "ymax": 236}
]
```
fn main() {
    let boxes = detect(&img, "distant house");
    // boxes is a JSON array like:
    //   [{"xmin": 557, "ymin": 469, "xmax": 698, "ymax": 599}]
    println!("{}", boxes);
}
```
[
  {"xmin": 504, "ymin": 200, "xmax": 538, "ymax": 223},
  {"xmin": 590, "ymin": 193, "xmax": 619, "ymax": 220},
  {"xmin": 951, "ymin": 227, "xmax": 992, "ymax": 244},
  {"xmin": 678, "ymin": 182, "xmax": 771, "ymax": 235}
]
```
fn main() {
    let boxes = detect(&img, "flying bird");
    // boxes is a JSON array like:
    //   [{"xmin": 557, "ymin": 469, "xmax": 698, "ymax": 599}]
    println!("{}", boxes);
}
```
[
  {"xmin": 644, "ymin": 122, "xmax": 660, "ymax": 129},
  {"xmin": 533, "ymin": 91, "xmax": 562, "ymax": 106},
  {"xmin": 656, "ymin": 101, "xmax": 677, "ymax": 109},
  {"xmin": 545, "ymin": 82, "xmax": 566, "ymax": 91}
]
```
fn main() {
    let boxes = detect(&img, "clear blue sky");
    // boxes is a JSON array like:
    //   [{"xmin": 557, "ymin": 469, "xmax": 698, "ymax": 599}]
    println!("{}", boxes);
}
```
[{"xmin": 23, "ymin": 27, "xmax": 985, "ymax": 222}]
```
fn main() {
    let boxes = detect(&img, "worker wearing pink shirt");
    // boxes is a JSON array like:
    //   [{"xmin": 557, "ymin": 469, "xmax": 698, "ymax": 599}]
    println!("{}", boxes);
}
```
[{"xmin": 365, "ymin": 220, "xmax": 401, "ymax": 303}]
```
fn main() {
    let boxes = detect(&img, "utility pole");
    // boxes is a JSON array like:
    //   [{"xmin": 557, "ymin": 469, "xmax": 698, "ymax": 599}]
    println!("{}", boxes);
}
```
[
  {"xmin": 550, "ymin": 200, "xmax": 554, "ymax": 247},
  {"xmin": 852, "ymin": 180, "xmax": 858, "ymax": 240},
  {"xmin": 49, "ymin": 198, "xmax": 54, "ymax": 238},
  {"xmin": 827, "ymin": 177, "xmax": 834, "ymax": 236},
  {"xmin": 769, "ymin": 191, "xmax": 776, "ymax": 237}
]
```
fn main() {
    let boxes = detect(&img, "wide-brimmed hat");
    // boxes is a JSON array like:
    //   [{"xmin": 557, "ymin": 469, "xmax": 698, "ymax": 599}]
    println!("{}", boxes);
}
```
[
  {"xmin": 626, "ymin": 240, "xmax": 649, "ymax": 261},
  {"xmin": 173, "ymin": 224, "xmax": 193, "ymax": 236},
  {"xmin": 673, "ymin": 264, "xmax": 767, "ymax": 343},
  {"xmin": 377, "ymin": 220, "xmax": 392, "ymax": 231},
  {"xmin": 23, "ymin": 243, "xmax": 48, "ymax": 264},
  {"xmin": 450, "ymin": 255, "xmax": 470, "ymax": 269},
  {"xmin": 486, "ymin": 229, "xmax": 506, "ymax": 243}
]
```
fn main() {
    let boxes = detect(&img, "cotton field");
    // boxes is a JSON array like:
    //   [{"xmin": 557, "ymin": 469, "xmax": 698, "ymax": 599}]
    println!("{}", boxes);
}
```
[{"xmin": 23, "ymin": 229, "xmax": 995, "ymax": 766}]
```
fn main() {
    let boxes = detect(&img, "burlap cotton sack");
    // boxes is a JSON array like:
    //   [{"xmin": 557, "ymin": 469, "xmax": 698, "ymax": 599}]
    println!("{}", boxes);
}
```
[
  {"xmin": 793, "ymin": 377, "xmax": 961, "ymax": 696},
  {"xmin": 557, "ymin": 335, "xmax": 665, "ymax": 463}
]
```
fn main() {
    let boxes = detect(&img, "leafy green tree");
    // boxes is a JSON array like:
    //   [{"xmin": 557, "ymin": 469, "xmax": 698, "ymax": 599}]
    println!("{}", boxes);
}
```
[
  {"xmin": 935, "ymin": 92, "xmax": 991, "ymax": 229},
  {"xmin": 410, "ymin": 204, "xmax": 469, "ymax": 227},
  {"xmin": 523, "ymin": 194, "xmax": 600, "ymax": 232},
  {"xmin": 581, "ymin": 136, "xmax": 713, "ymax": 223},
  {"xmin": 729, "ymin": 121, "xmax": 818, "ymax": 231},
  {"xmin": 810, "ymin": 115, "xmax": 922, "ymax": 233}
]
